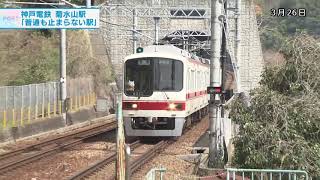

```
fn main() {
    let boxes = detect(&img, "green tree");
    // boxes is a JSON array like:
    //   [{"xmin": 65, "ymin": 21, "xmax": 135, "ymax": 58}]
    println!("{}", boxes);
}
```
[
  {"xmin": 230, "ymin": 33, "xmax": 320, "ymax": 178},
  {"xmin": 8, "ymin": 36, "xmax": 60, "ymax": 85},
  {"xmin": 259, "ymin": 0, "xmax": 320, "ymax": 50}
]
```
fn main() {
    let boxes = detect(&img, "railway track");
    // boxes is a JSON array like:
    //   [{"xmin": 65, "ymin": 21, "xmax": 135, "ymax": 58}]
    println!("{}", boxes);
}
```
[
  {"xmin": 0, "ymin": 120, "xmax": 117, "ymax": 175},
  {"xmin": 68, "ymin": 140, "xmax": 170, "ymax": 180},
  {"xmin": 130, "ymin": 140, "xmax": 169, "ymax": 173},
  {"xmin": 67, "ymin": 116, "xmax": 205, "ymax": 180}
]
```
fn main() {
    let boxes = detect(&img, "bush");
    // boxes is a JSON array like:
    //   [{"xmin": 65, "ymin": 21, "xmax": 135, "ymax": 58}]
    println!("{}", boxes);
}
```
[
  {"xmin": 230, "ymin": 33, "xmax": 320, "ymax": 177},
  {"xmin": 0, "ymin": 30, "xmax": 60, "ymax": 85},
  {"xmin": 1, "ymin": 30, "xmax": 114, "ymax": 87}
]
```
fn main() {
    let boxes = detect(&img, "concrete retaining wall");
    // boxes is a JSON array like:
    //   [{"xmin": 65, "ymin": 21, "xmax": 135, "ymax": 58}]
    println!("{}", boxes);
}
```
[{"xmin": 0, "ymin": 107, "xmax": 111, "ymax": 143}]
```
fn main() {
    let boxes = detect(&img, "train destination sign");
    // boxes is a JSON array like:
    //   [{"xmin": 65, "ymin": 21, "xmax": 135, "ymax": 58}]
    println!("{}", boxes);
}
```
[
  {"xmin": 0, "ymin": 8, "xmax": 99, "ymax": 29},
  {"xmin": 207, "ymin": 86, "xmax": 222, "ymax": 94}
]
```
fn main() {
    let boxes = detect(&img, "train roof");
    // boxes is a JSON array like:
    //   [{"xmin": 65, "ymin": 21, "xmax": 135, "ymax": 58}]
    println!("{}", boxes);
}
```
[{"xmin": 126, "ymin": 45, "xmax": 210, "ymax": 65}]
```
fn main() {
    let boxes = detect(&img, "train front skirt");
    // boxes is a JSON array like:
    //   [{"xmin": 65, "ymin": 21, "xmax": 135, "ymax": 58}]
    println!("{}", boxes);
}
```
[{"xmin": 124, "ymin": 117, "xmax": 185, "ymax": 137}]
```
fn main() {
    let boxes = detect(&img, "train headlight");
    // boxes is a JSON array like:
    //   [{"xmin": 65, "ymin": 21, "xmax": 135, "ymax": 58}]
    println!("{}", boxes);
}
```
[
  {"xmin": 175, "ymin": 103, "xmax": 183, "ymax": 110},
  {"xmin": 168, "ymin": 103, "xmax": 184, "ymax": 110},
  {"xmin": 168, "ymin": 103, "xmax": 176, "ymax": 110},
  {"xmin": 132, "ymin": 103, "xmax": 138, "ymax": 109}
]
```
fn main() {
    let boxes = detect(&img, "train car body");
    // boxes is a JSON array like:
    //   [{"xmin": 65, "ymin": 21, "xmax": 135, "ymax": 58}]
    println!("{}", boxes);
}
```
[{"xmin": 122, "ymin": 45, "xmax": 210, "ymax": 137}]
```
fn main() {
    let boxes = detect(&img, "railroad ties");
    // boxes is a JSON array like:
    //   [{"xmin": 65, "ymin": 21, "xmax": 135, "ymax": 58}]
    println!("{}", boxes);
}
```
[{"xmin": 0, "ymin": 121, "xmax": 117, "ymax": 175}]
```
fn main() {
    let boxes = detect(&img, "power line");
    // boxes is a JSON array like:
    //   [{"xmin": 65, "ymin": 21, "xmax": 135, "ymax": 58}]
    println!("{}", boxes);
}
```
[
  {"xmin": 100, "ymin": 19, "xmax": 154, "ymax": 40},
  {"xmin": 39, "ymin": 0, "xmax": 59, "ymax": 8}
]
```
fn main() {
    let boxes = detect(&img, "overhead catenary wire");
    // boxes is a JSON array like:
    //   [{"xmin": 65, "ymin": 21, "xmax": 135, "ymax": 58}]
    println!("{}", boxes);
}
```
[
  {"xmin": 40, "ymin": 0, "xmax": 59, "ymax": 8},
  {"xmin": 100, "ymin": 19, "xmax": 154, "ymax": 40}
]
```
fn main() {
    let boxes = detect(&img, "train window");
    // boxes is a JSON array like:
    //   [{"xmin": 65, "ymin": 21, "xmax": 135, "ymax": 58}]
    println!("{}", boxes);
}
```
[
  {"xmin": 203, "ymin": 72, "xmax": 206, "ymax": 88},
  {"xmin": 124, "ymin": 58, "xmax": 183, "ymax": 97},
  {"xmin": 200, "ymin": 72, "xmax": 202, "ymax": 89},
  {"xmin": 204, "ymin": 72, "xmax": 207, "ymax": 87},
  {"xmin": 205, "ymin": 72, "xmax": 207, "ymax": 86},
  {"xmin": 125, "ymin": 59, "xmax": 154, "ymax": 97},
  {"xmin": 195, "ymin": 71, "xmax": 197, "ymax": 90},
  {"xmin": 154, "ymin": 58, "xmax": 183, "ymax": 91},
  {"xmin": 193, "ymin": 70, "xmax": 196, "ymax": 91},
  {"xmin": 137, "ymin": 59, "xmax": 151, "ymax": 65},
  {"xmin": 197, "ymin": 71, "xmax": 200, "ymax": 90},
  {"xmin": 194, "ymin": 71, "xmax": 196, "ymax": 90},
  {"xmin": 208, "ymin": 72, "xmax": 210, "ymax": 86},
  {"xmin": 191, "ymin": 70, "xmax": 195, "ymax": 91},
  {"xmin": 203, "ymin": 72, "xmax": 205, "ymax": 89},
  {"xmin": 188, "ymin": 69, "xmax": 191, "ymax": 91}
]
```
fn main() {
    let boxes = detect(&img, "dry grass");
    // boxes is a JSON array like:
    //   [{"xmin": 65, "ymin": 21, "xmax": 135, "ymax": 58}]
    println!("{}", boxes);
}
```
[
  {"xmin": 0, "ymin": 30, "xmax": 59, "ymax": 85},
  {"xmin": 0, "ymin": 30, "xmax": 114, "ymax": 94}
]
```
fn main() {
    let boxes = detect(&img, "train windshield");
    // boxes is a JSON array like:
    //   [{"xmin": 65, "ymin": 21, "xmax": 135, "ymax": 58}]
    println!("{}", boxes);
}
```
[{"xmin": 125, "ymin": 58, "xmax": 183, "ymax": 97}]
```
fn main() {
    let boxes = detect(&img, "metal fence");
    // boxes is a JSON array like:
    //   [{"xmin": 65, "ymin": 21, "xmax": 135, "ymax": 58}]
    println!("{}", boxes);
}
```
[
  {"xmin": 226, "ymin": 168, "xmax": 309, "ymax": 180},
  {"xmin": 145, "ymin": 168, "xmax": 309, "ymax": 180},
  {"xmin": 0, "ymin": 77, "xmax": 96, "ymax": 129},
  {"xmin": 145, "ymin": 168, "xmax": 166, "ymax": 180}
]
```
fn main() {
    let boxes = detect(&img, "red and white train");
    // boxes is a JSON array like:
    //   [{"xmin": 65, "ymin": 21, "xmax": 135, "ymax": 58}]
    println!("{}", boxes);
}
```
[{"xmin": 122, "ymin": 45, "xmax": 210, "ymax": 137}]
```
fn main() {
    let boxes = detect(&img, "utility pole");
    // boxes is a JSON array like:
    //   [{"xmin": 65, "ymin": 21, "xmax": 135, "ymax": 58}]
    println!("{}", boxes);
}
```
[
  {"xmin": 235, "ymin": 0, "xmax": 242, "ymax": 94},
  {"xmin": 132, "ymin": 9, "xmax": 137, "ymax": 53},
  {"xmin": 86, "ymin": 0, "xmax": 91, "ymax": 8},
  {"xmin": 60, "ymin": 0, "xmax": 92, "ymax": 125},
  {"xmin": 60, "ymin": 28, "xmax": 67, "ymax": 125},
  {"xmin": 115, "ymin": 93, "xmax": 126, "ymax": 180},
  {"xmin": 154, "ymin": 17, "xmax": 160, "ymax": 45},
  {"xmin": 208, "ymin": 0, "xmax": 224, "ymax": 168}
]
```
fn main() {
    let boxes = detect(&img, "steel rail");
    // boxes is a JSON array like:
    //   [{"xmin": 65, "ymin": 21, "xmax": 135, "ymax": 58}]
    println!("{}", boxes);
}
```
[
  {"xmin": 68, "ymin": 140, "xmax": 142, "ymax": 180},
  {"xmin": 0, "ymin": 120, "xmax": 115, "ymax": 161},
  {"xmin": 68, "ymin": 115, "xmax": 201, "ymax": 179},
  {"xmin": 107, "ymin": 140, "xmax": 170, "ymax": 180},
  {"xmin": 0, "ymin": 121, "xmax": 117, "ymax": 174},
  {"xmin": 129, "ymin": 140, "xmax": 169, "ymax": 173}
]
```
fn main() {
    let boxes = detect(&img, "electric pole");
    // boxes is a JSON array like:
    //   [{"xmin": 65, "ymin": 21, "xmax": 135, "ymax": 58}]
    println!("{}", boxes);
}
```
[
  {"xmin": 115, "ymin": 93, "xmax": 126, "ymax": 180},
  {"xmin": 154, "ymin": 16, "xmax": 160, "ymax": 45},
  {"xmin": 60, "ymin": 28, "xmax": 67, "ymax": 125},
  {"xmin": 132, "ymin": 9, "xmax": 137, "ymax": 53},
  {"xmin": 86, "ymin": 0, "xmax": 91, "ymax": 8},
  {"xmin": 60, "ymin": 0, "xmax": 92, "ymax": 125},
  {"xmin": 208, "ymin": 0, "xmax": 224, "ymax": 168},
  {"xmin": 235, "ymin": 0, "xmax": 242, "ymax": 94}
]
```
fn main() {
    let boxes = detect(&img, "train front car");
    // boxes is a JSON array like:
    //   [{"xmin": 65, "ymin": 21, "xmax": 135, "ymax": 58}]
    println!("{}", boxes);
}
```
[{"xmin": 123, "ymin": 45, "xmax": 209, "ymax": 137}]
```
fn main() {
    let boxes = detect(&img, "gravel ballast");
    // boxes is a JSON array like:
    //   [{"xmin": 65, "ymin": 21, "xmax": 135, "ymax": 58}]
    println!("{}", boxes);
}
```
[{"xmin": 131, "ymin": 117, "xmax": 209, "ymax": 180}]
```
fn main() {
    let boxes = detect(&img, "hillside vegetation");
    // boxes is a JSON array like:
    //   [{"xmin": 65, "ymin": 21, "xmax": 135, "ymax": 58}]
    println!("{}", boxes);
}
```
[
  {"xmin": 0, "ymin": 30, "xmax": 114, "ymax": 87},
  {"xmin": 256, "ymin": 0, "xmax": 320, "ymax": 50},
  {"xmin": 230, "ymin": 33, "xmax": 320, "ymax": 177},
  {"xmin": 228, "ymin": 1, "xmax": 320, "ymax": 177}
]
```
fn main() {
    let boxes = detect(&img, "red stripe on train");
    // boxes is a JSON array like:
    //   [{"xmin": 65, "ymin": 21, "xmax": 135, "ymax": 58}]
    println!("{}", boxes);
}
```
[
  {"xmin": 186, "ymin": 90, "xmax": 207, "ymax": 99},
  {"xmin": 123, "ymin": 101, "xmax": 186, "ymax": 111}
]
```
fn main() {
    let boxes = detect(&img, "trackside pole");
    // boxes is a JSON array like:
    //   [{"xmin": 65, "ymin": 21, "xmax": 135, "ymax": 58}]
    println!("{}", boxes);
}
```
[
  {"xmin": 132, "ymin": 9, "xmax": 137, "ymax": 53},
  {"xmin": 125, "ymin": 144, "xmax": 131, "ymax": 180},
  {"xmin": 116, "ymin": 93, "xmax": 127, "ymax": 180},
  {"xmin": 60, "ymin": 29, "xmax": 67, "ymax": 125},
  {"xmin": 84, "ymin": 1, "xmax": 131, "ymax": 178},
  {"xmin": 86, "ymin": 0, "xmax": 91, "ymax": 8},
  {"xmin": 154, "ymin": 17, "xmax": 160, "ymax": 45},
  {"xmin": 208, "ymin": 0, "xmax": 224, "ymax": 168},
  {"xmin": 235, "ymin": 0, "xmax": 242, "ymax": 94},
  {"xmin": 60, "ymin": 0, "xmax": 92, "ymax": 125}
]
